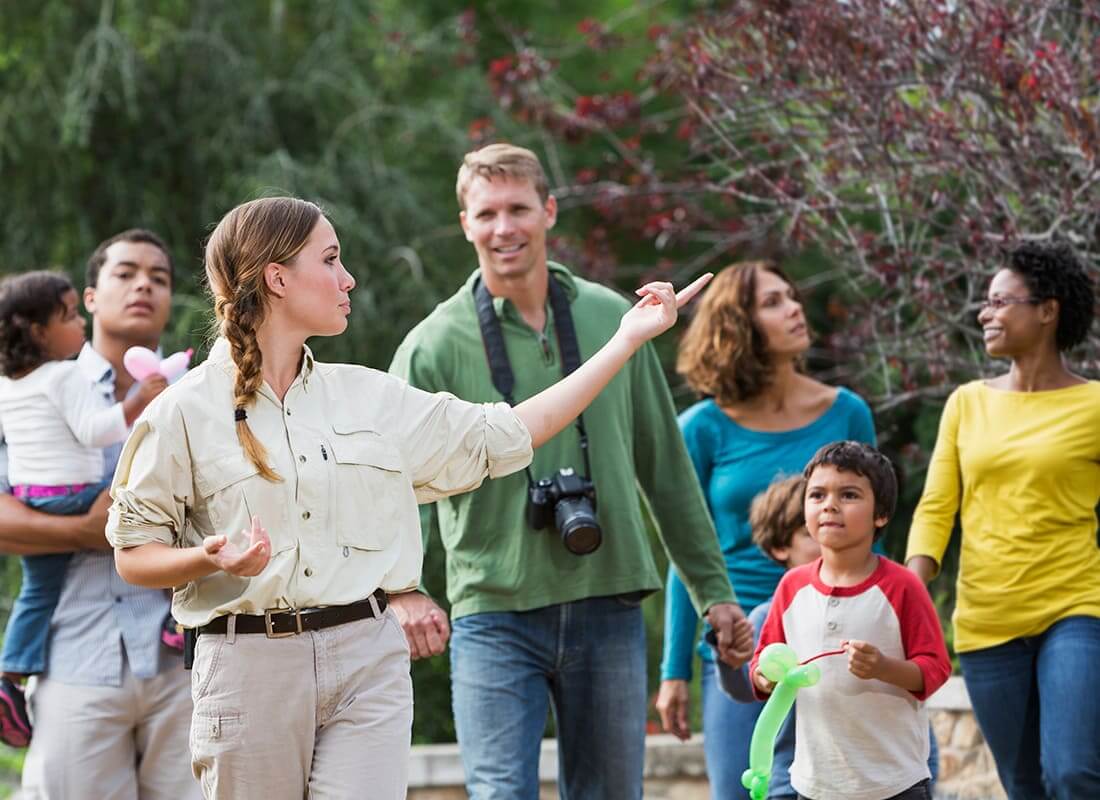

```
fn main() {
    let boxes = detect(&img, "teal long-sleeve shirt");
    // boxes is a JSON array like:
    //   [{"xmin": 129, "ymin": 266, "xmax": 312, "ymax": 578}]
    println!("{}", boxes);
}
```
[
  {"xmin": 389, "ymin": 263, "xmax": 735, "ymax": 620},
  {"xmin": 660, "ymin": 391, "xmax": 875, "ymax": 681}
]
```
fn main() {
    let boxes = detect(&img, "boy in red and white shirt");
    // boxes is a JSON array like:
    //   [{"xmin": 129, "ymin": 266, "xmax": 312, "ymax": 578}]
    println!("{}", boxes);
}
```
[{"xmin": 751, "ymin": 441, "xmax": 951, "ymax": 800}]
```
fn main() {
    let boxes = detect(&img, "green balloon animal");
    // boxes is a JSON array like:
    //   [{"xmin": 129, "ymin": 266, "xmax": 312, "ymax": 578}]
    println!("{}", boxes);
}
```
[{"xmin": 741, "ymin": 643, "xmax": 823, "ymax": 800}]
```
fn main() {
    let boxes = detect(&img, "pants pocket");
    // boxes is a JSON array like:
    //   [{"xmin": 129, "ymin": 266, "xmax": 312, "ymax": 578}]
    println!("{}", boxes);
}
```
[
  {"xmin": 190, "ymin": 704, "xmax": 246, "ymax": 797},
  {"xmin": 191, "ymin": 636, "xmax": 226, "ymax": 702}
]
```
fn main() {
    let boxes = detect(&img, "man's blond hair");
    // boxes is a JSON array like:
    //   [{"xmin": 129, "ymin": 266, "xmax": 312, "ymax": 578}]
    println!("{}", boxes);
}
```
[{"xmin": 456, "ymin": 143, "xmax": 550, "ymax": 210}]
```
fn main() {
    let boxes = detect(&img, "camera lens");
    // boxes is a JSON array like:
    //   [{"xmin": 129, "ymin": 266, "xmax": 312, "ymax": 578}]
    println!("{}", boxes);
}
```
[{"xmin": 555, "ymin": 497, "xmax": 602, "ymax": 555}]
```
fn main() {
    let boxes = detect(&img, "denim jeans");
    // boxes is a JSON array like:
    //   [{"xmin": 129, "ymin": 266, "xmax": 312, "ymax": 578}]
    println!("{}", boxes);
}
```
[
  {"xmin": 958, "ymin": 615, "xmax": 1100, "ymax": 800},
  {"xmin": 1, "ymin": 481, "xmax": 107, "ymax": 675},
  {"xmin": 450, "ymin": 594, "xmax": 647, "ymax": 800},
  {"xmin": 701, "ymin": 658, "xmax": 765, "ymax": 799}
]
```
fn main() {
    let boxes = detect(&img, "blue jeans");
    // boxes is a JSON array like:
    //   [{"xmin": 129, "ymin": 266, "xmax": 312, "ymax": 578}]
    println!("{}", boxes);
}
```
[
  {"xmin": 701, "ymin": 658, "xmax": 765, "ymax": 799},
  {"xmin": 450, "ymin": 594, "xmax": 647, "ymax": 800},
  {"xmin": 958, "ymin": 615, "xmax": 1100, "ymax": 800},
  {"xmin": 702, "ymin": 659, "xmax": 939, "ymax": 800},
  {"xmin": 1, "ymin": 482, "xmax": 107, "ymax": 674}
]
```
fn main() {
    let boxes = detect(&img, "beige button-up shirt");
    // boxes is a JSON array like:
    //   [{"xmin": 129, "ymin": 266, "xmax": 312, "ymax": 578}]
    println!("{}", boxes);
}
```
[{"xmin": 106, "ymin": 338, "xmax": 532, "ymax": 628}]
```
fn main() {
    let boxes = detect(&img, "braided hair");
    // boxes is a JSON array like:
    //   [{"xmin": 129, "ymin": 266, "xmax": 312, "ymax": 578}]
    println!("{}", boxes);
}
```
[{"xmin": 204, "ymin": 197, "xmax": 323, "ymax": 481}]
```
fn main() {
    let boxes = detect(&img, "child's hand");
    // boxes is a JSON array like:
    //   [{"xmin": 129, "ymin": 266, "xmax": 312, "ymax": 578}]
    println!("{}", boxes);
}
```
[
  {"xmin": 123, "ymin": 375, "xmax": 169, "ymax": 425},
  {"xmin": 751, "ymin": 665, "xmax": 776, "ymax": 695},
  {"xmin": 136, "ymin": 374, "xmax": 169, "ymax": 404},
  {"xmin": 845, "ymin": 640, "xmax": 884, "ymax": 680}
]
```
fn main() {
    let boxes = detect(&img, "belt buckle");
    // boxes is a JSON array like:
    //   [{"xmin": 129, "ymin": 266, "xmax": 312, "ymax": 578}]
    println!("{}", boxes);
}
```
[{"xmin": 264, "ymin": 608, "xmax": 303, "ymax": 638}]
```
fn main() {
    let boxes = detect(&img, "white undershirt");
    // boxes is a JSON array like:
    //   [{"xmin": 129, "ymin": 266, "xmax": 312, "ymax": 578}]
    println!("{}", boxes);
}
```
[{"xmin": 0, "ymin": 360, "xmax": 127, "ymax": 486}]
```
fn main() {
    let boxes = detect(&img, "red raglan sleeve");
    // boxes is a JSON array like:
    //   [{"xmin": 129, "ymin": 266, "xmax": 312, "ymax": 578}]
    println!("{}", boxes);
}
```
[
  {"xmin": 883, "ymin": 562, "xmax": 952, "ymax": 700},
  {"xmin": 749, "ymin": 572, "xmax": 795, "ymax": 700}
]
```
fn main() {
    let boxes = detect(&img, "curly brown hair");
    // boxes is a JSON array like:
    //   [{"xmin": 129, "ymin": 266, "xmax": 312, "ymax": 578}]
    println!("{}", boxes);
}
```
[
  {"xmin": 749, "ymin": 475, "xmax": 807, "ymax": 566},
  {"xmin": 0, "ymin": 271, "xmax": 75, "ymax": 377},
  {"xmin": 676, "ymin": 260, "xmax": 803, "ymax": 405}
]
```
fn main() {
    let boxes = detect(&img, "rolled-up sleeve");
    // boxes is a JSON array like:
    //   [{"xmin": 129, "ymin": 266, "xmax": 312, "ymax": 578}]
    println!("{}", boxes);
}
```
[
  {"xmin": 394, "ymin": 381, "xmax": 532, "ymax": 504},
  {"xmin": 106, "ymin": 410, "xmax": 192, "ymax": 549}
]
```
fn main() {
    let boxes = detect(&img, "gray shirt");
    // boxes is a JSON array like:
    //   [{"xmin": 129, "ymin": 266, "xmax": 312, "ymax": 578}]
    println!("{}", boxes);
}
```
[{"xmin": 0, "ymin": 344, "xmax": 176, "ymax": 685}]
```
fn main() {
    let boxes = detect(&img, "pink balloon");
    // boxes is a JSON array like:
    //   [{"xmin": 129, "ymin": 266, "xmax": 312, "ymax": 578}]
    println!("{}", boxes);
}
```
[
  {"xmin": 123, "ymin": 347, "xmax": 161, "ymax": 381},
  {"xmin": 123, "ymin": 346, "xmax": 194, "ymax": 382}
]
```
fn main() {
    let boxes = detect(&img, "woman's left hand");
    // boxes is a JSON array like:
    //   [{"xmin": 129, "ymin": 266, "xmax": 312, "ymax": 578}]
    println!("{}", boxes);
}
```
[{"xmin": 617, "ymin": 273, "xmax": 713, "ymax": 348}]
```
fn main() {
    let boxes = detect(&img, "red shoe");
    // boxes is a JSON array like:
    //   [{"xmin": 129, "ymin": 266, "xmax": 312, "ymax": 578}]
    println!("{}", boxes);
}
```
[{"xmin": 0, "ymin": 677, "xmax": 31, "ymax": 748}]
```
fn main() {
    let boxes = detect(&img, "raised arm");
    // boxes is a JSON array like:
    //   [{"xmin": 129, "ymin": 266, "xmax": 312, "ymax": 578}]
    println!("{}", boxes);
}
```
[{"xmin": 514, "ymin": 276, "xmax": 710, "ymax": 449}]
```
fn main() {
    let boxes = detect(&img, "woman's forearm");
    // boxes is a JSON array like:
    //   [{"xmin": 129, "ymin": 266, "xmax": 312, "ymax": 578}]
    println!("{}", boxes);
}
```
[
  {"xmin": 906, "ymin": 555, "xmax": 938, "ymax": 584},
  {"xmin": 115, "ymin": 541, "xmax": 218, "ymax": 588},
  {"xmin": 514, "ymin": 330, "xmax": 637, "ymax": 449}
]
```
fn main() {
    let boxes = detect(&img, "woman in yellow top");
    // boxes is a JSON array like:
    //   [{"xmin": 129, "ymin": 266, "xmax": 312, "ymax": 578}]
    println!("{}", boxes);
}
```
[
  {"xmin": 104, "ymin": 196, "xmax": 710, "ymax": 799},
  {"xmin": 906, "ymin": 242, "xmax": 1100, "ymax": 800}
]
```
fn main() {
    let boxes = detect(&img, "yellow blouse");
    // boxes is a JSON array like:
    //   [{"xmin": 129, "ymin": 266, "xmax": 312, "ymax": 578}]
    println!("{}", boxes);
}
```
[
  {"xmin": 106, "ymin": 338, "xmax": 532, "ymax": 627},
  {"xmin": 906, "ymin": 380, "xmax": 1100, "ymax": 652}
]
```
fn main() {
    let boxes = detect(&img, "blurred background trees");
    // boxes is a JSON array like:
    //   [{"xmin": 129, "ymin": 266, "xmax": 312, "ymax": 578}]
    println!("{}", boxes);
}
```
[{"xmin": 1, "ymin": 0, "xmax": 1096, "ymax": 749}]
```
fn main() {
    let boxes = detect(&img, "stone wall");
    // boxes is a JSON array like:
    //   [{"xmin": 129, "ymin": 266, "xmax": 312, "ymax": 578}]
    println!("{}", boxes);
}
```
[
  {"xmin": 928, "ymin": 677, "xmax": 1006, "ymax": 800},
  {"xmin": 409, "ymin": 677, "xmax": 1007, "ymax": 800}
]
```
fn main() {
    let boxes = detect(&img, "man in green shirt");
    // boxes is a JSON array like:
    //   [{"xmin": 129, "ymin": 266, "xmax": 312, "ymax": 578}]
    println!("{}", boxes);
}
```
[{"xmin": 388, "ymin": 143, "xmax": 750, "ymax": 799}]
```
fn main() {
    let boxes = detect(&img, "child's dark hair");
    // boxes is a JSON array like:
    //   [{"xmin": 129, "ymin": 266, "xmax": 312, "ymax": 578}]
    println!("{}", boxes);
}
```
[
  {"xmin": 803, "ymin": 441, "xmax": 898, "ymax": 537},
  {"xmin": 1005, "ymin": 241, "xmax": 1095, "ymax": 352},
  {"xmin": 0, "ymin": 271, "xmax": 76, "ymax": 377},
  {"xmin": 750, "ymin": 475, "xmax": 806, "ymax": 566}
]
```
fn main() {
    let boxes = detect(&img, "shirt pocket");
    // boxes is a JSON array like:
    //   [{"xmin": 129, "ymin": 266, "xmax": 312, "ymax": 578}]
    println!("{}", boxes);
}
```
[
  {"xmin": 193, "ymin": 452, "xmax": 290, "ymax": 554},
  {"xmin": 328, "ymin": 424, "xmax": 407, "ymax": 552}
]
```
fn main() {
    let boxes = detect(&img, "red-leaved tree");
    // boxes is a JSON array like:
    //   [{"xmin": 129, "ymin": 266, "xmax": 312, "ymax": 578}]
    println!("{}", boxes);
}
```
[{"xmin": 483, "ymin": 0, "xmax": 1100, "ymax": 408}]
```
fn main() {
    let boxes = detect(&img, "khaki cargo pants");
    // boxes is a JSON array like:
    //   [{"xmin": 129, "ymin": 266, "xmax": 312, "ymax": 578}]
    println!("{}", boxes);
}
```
[{"xmin": 189, "ymin": 607, "xmax": 413, "ymax": 799}]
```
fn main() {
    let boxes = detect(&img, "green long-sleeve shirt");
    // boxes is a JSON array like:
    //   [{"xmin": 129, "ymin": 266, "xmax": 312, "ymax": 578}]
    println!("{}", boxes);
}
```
[{"xmin": 388, "ymin": 263, "xmax": 735, "ymax": 619}]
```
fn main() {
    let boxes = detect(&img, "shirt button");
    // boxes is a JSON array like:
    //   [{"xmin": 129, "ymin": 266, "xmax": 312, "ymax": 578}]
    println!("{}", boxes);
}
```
[
  {"xmin": 301, "ymin": 510, "xmax": 311, "ymax": 520},
  {"xmin": 115, "ymin": 596, "xmax": 122, "ymax": 603},
  {"xmin": 299, "ymin": 455, "xmax": 307, "ymax": 464},
  {"xmin": 829, "ymin": 598, "xmax": 840, "ymax": 607},
  {"xmin": 286, "ymin": 407, "xmax": 292, "ymax": 416},
  {"xmin": 304, "ymin": 567, "xmax": 313, "ymax": 577},
  {"xmin": 827, "ymin": 621, "xmax": 838, "ymax": 631}
]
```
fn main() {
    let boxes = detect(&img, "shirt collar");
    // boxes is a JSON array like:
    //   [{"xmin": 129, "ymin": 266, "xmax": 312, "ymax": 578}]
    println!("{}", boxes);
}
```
[
  {"xmin": 207, "ymin": 337, "xmax": 316, "ymax": 386},
  {"xmin": 465, "ymin": 261, "xmax": 580, "ymax": 318},
  {"xmin": 77, "ymin": 342, "xmax": 117, "ymax": 386},
  {"xmin": 77, "ymin": 341, "xmax": 166, "ymax": 388}
]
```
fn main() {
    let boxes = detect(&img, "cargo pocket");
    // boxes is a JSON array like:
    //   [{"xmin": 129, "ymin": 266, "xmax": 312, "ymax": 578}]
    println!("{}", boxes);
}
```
[
  {"xmin": 329, "ymin": 425, "xmax": 406, "ymax": 552},
  {"xmin": 194, "ymin": 452, "xmax": 289, "ymax": 552}
]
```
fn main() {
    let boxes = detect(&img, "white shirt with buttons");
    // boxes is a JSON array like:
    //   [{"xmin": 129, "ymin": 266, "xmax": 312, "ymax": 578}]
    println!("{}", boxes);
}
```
[{"xmin": 106, "ymin": 338, "xmax": 533, "ymax": 628}]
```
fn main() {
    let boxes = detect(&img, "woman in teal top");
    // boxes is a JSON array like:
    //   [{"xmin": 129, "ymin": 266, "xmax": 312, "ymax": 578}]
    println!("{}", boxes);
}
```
[{"xmin": 656, "ymin": 261, "xmax": 874, "ymax": 798}]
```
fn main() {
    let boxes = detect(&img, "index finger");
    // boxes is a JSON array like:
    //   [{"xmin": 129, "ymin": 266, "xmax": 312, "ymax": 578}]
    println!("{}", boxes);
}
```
[
  {"xmin": 248, "ymin": 515, "xmax": 267, "ymax": 543},
  {"xmin": 675, "ymin": 272, "xmax": 713, "ymax": 308}
]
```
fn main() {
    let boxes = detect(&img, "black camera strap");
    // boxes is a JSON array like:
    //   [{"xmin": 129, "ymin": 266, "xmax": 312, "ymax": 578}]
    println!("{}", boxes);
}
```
[{"xmin": 473, "ymin": 273, "xmax": 593, "ymax": 483}]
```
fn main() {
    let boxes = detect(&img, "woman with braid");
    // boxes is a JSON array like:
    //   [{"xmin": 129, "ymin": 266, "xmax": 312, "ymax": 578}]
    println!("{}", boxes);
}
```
[
  {"xmin": 103, "ymin": 196, "xmax": 710, "ymax": 798},
  {"xmin": 906, "ymin": 242, "xmax": 1100, "ymax": 800}
]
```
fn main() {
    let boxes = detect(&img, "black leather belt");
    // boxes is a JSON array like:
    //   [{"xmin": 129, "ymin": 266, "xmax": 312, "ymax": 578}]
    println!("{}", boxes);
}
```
[{"xmin": 197, "ymin": 588, "xmax": 388, "ymax": 639}]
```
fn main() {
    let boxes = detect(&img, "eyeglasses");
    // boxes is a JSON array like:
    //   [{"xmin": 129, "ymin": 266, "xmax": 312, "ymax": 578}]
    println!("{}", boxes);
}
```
[{"xmin": 978, "ymin": 296, "xmax": 1042, "ymax": 312}]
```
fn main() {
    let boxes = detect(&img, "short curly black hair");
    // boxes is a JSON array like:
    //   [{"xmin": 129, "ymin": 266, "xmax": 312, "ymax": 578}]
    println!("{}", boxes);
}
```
[
  {"xmin": 0, "ymin": 271, "xmax": 76, "ymax": 377},
  {"xmin": 1006, "ymin": 242, "xmax": 1096, "ymax": 351},
  {"xmin": 803, "ymin": 440, "xmax": 898, "ymax": 539}
]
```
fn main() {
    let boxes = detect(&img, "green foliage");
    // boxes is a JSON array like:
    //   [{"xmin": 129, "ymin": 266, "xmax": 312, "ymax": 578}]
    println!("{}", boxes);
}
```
[{"xmin": 0, "ymin": 0, "xmax": 700, "ymax": 747}]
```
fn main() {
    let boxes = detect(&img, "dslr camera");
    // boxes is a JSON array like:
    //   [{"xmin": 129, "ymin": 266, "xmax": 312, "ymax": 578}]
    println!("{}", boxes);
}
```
[{"xmin": 526, "ymin": 467, "xmax": 602, "ymax": 555}]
